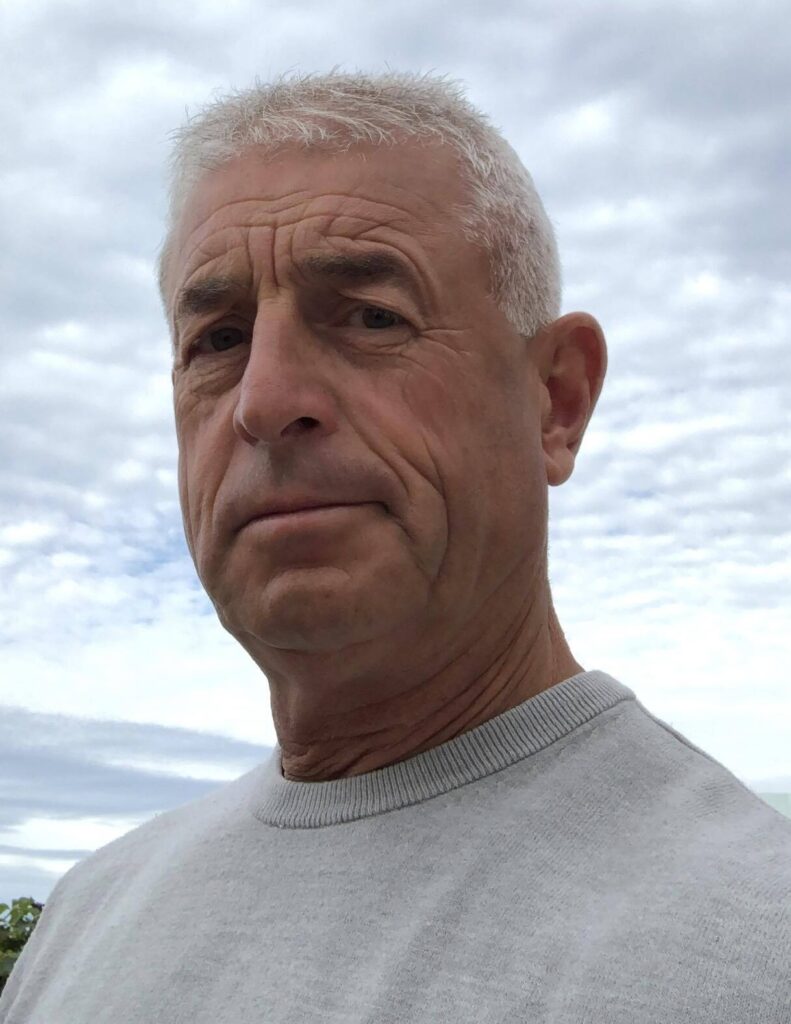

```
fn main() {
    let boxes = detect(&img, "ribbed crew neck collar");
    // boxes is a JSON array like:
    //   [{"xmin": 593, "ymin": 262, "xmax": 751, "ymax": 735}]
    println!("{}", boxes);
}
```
[{"xmin": 252, "ymin": 670, "xmax": 634, "ymax": 829}]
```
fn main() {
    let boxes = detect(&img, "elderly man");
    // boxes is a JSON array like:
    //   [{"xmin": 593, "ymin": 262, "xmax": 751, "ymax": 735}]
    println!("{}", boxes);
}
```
[{"xmin": 2, "ymin": 72, "xmax": 789, "ymax": 1024}]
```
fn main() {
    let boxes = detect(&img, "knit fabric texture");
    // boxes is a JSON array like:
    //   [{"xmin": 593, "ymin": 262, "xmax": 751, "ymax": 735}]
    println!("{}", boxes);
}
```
[{"xmin": 2, "ymin": 669, "xmax": 789, "ymax": 1022}]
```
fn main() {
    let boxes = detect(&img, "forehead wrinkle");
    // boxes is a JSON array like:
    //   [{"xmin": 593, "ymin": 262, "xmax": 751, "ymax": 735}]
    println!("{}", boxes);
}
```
[
  {"xmin": 297, "ymin": 207, "xmax": 451, "ymax": 308},
  {"xmin": 176, "ymin": 199, "xmax": 293, "ymax": 281},
  {"xmin": 176, "ymin": 186, "xmax": 450, "ymax": 289},
  {"xmin": 173, "ymin": 187, "xmax": 470, "ymax": 332}
]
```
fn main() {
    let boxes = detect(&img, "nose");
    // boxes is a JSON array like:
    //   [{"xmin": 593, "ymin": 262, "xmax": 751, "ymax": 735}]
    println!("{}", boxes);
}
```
[{"xmin": 232, "ymin": 314, "xmax": 340, "ymax": 446}]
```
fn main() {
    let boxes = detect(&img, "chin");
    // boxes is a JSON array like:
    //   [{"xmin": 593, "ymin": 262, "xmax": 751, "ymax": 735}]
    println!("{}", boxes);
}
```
[{"xmin": 217, "ymin": 565, "xmax": 407, "ymax": 654}]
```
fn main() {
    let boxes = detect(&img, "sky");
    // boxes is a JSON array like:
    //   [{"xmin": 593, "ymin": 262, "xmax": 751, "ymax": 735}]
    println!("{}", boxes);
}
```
[{"xmin": 1, "ymin": 0, "xmax": 789, "ymax": 905}]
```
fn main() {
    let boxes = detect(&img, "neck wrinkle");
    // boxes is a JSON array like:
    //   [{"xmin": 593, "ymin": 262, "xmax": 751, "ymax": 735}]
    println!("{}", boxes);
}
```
[{"xmin": 277, "ymin": 583, "xmax": 578, "ymax": 782}]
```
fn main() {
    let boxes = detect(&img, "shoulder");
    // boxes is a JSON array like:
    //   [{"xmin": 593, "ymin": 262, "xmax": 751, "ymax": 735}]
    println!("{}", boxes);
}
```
[
  {"xmin": 0, "ymin": 762, "xmax": 269, "ymax": 1018},
  {"xmin": 22, "ymin": 757, "xmax": 269, "ymax": 952},
  {"xmin": 624, "ymin": 702, "xmax": 791, "ymax": 1014},
  {"xmin": 58, "ymin": 758, "xmax": 268, "ymax": 899}
]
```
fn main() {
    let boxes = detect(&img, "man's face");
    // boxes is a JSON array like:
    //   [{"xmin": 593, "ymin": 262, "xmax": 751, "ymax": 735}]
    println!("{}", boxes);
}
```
[{"xmin": 169, "ymin": 141, "xmax": 549, "ymax": 657}]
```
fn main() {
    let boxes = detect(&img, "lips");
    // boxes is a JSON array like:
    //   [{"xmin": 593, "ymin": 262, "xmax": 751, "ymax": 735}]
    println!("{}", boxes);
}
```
[
  {"xmin": 224, "ymin": 478, "xmax": 392, "ymax": 536},
  {"xmin": 250, "ymin": 502, "xmax": 354, "ymax": 522},
  {"xmin": 239, "ymin": 501, "xmax": 382, "ymax": 533}
]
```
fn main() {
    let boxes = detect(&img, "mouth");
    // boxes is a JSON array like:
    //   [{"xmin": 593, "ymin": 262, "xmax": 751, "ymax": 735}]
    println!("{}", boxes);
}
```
[
  {"xmin": 254, "ymin": 502, "xmax": 352, "ymax": 520},
  {"xmin": 243, "ymin": 502, "xmax": 380, "ymax": 530}
]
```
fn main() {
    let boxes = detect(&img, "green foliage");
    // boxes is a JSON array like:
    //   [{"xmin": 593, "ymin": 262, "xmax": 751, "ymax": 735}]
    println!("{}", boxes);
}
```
[{"xmin": 0, "ymin": 898, "xmax": 44, "ymax": 995}]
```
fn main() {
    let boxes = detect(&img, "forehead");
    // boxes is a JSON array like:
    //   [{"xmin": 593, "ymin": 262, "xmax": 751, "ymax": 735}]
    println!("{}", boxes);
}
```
[{"xmin": 167, "ymin": 140, "xmax": 485, "ymax": 301}]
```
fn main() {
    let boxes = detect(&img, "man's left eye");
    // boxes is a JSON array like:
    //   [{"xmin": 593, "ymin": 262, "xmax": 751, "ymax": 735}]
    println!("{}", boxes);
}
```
[{"xmin": 353, "ymin": 306, "xmax": 406, "ymax": 330}]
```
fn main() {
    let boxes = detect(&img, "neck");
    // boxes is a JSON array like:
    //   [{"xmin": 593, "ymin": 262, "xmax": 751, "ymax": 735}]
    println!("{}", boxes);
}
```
[{"xmin": 260, "ymin": 588, "xmax": 583, "ymax": 782}]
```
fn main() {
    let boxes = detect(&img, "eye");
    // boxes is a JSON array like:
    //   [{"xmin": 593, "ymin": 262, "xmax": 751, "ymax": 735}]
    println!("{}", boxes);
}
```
[
  {"xmin": 193, "ymin": 325, "xmax": 247, "ymax": 356},
  {"xmin": 352, "ymin": 306, "xmax": 407, "ymax": 330}
]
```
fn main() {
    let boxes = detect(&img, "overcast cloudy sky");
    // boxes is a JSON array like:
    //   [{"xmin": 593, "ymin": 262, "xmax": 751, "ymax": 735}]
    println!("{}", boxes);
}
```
[{"xmin": 1, "ymin": 0, "xmax": 789, "ymax": 905}]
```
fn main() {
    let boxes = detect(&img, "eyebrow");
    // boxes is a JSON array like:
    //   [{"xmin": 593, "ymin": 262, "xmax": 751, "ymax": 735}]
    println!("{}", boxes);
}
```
[
  {"xmin": 298, "ymin": 250, "xmax": 420, "ymax": 293},
  {"xmin": 173, "ymin": 250, "xmax": 426, "ymax": 331},
  {"xmin": 174, "ymin": 275, "xmax": 245, "ymax": 329}
]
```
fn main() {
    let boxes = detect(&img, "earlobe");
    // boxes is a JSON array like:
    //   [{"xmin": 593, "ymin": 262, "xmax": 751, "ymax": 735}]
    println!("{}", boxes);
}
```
[{"xmin": 544, "ymin": 435, "xmax": 576, "ymax": 487}]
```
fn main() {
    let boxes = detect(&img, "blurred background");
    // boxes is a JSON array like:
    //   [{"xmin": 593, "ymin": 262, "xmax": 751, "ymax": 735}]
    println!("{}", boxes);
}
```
[{"xmin": 1, "ymin": 0, "xmax": 789, "ymax": 905}]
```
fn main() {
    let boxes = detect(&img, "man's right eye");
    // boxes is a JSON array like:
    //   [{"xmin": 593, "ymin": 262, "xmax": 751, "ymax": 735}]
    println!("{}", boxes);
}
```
[{"xmin": 194, "ymin": 325, "xmax": 247, "ymax": 355}]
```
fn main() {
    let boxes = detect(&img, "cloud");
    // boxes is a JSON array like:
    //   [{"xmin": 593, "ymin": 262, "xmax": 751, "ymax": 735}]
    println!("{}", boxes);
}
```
[{"xmin": 0, "ymin": 704, "xmax": 269, "ymax": 904}]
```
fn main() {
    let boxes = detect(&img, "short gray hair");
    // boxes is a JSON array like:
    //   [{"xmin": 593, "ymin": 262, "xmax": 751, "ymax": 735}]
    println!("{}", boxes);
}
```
[{"xmin": 158, "ymin": 71, "xmax": 561, "ymax": 338}]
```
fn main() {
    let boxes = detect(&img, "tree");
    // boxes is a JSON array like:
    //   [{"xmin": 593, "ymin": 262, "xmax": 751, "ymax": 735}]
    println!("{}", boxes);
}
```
[{"xmin": 0, "ymin": 898, "xmax": 44, "ymax": 996}]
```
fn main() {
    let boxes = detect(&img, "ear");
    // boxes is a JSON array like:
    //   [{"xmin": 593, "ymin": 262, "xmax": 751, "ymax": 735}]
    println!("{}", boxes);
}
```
[{"xmin": 536, "ymin": 312, "xmax": 608, "ymax": 487}]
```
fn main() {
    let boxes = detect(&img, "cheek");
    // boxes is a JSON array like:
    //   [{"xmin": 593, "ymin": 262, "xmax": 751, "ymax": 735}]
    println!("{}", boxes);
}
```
[
  {"xmin": 395, "ymin": 350, "xmax": 508, "ymax": 486},
  {"xmin": 399, "ymin": 350, "xmax": 467, "ymax": 435},
  {"xmin": 175, "ymin": 401, "xmax": 231, "ymax": 563},
  {"xmin": 395, "ymin": 351, "xmax": 540, "ymax": 548}
]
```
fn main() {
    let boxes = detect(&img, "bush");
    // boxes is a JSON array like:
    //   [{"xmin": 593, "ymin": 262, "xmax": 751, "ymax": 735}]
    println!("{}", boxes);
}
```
[{"xmin": 0, "ymin": 898, "xmax": 44, "ymax": 996}]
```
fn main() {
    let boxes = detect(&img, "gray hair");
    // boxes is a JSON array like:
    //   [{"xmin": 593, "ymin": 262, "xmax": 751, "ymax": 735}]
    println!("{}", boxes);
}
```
[{"xmin": 158, "ymin": 71, "xmax": 561, "ymax": 338}]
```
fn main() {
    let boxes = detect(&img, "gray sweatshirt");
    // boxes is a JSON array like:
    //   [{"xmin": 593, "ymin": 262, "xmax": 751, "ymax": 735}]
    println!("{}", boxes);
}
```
[{"xmin": 2, "ymin": 669, "xmax": 789, "ymax": 1023}]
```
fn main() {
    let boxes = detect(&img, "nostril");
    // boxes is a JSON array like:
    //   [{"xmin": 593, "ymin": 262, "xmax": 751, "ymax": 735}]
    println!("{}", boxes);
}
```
[{"xmin": 281, "ymin": 415, "xmax": 320, "ymax": 439}]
